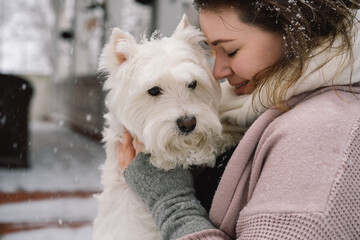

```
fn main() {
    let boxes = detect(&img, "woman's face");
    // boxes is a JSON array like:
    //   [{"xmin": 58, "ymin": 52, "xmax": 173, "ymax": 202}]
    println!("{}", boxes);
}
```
[{"xmin": 200, "ymin": 9, "xmax": 285, "ymax": 95}]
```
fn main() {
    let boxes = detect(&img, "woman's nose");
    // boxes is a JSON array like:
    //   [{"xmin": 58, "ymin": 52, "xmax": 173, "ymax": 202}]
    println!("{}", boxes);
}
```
[{"xmin": 212, "ymin": 52, "xmax": 233, "ymax": 81}]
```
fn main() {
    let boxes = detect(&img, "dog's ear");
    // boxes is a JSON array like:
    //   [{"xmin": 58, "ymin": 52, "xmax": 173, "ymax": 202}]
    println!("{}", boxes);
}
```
[
  {"xmin": 174, "ymin": 14, "xmax": 190, "ymax": 32},
  {"xmin": 172, "ymin": 14, "xmax": 204, "ymax": 47},
  {"xmin": 99, "ymin": 28, "xmax": 137, "ymax": 73}
]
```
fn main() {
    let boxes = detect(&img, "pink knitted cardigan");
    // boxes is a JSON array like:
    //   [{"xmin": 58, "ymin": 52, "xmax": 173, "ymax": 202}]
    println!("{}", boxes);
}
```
[{"xmin": 179, "ymin": 84, "xmax": 360, "ymax": 239}]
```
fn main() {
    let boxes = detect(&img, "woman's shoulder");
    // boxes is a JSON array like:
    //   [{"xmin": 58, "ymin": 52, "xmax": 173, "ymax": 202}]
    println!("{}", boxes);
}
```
[{"xmin": 270, "ymin": 85, "xmax": 360, "ymax": 137}]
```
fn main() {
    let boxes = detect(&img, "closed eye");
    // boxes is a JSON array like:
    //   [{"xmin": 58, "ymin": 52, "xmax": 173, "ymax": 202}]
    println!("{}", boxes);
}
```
[
  {"xmin": 228, "ymin": 49, "xmax": 239, "ymax": 58},
  {"xmin": 147, "ymin": 86, "xmax": 162, "ymax": 96},
  {"xmin": 188, "ymin": 80, "xmax": 197, "ymax": 90}
]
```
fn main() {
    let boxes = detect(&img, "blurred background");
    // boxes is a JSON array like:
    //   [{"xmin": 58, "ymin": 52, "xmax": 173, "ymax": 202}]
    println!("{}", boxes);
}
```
[{"xmin": 0, "ymin": 0, "xmax": 199, "ymax": 239}]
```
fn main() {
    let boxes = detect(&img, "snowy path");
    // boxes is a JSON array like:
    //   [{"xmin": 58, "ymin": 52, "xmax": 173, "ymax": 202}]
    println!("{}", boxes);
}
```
[{"xmin": 0, "ymin": 121, "xmax": 105, "ymax": 239}]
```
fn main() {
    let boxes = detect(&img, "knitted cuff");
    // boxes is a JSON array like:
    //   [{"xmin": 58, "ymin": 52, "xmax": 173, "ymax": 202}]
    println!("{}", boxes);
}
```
[{"xmin": 153, "ymin": 191, "xmax": 215, "ymax": 240}]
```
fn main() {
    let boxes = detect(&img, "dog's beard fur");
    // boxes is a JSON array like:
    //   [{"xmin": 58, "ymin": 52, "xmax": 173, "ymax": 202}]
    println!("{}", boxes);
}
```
[{"xmin": 143, "ymin": 106, "xmax": 222, "ymax": 169}]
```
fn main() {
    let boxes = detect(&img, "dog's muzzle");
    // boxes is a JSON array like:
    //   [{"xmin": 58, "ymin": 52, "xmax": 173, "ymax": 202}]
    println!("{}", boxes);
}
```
[{"xmin": 176, "ymin": 115, "xmax": 196, "ymax": 134}]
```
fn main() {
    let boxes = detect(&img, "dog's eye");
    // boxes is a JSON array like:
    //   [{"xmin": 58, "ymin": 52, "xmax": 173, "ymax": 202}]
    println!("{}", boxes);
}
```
[
  {"xmin": 188, "ymin": 80, "xmax": 197, "ymax": 90},
  {"xmin": 147, "ymin": 86, "xmax": 162, "ymax": 96}
]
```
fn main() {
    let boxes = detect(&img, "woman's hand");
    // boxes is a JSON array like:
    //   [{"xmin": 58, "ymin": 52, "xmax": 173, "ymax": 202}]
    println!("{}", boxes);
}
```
[{"xmin": 118, "ymin": 131, "xmax": 143, "ymax": 170}]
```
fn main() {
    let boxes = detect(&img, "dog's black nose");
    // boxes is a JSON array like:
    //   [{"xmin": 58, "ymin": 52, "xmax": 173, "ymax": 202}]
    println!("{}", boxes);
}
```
[{"xmin": 177, "ymin": 115, "xmax": 196, "ymax": 133}]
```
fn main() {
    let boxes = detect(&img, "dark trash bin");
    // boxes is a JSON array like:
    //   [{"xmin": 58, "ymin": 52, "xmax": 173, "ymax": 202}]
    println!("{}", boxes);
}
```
[{"xmin": 0, "ymin": 73, "xmax": 33, "ymax": 168}]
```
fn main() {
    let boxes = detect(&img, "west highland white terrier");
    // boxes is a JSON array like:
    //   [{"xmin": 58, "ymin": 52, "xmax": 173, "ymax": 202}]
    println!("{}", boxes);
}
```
[{"xmin": 93, "ymin": 15, "xmax": 236, "ymax": 240}]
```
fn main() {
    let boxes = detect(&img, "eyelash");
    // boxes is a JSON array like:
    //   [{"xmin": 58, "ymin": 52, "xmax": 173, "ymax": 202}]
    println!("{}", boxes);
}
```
[{"xmin": 228, "ymin": 49, "xmax": 239, "ymax": 57}]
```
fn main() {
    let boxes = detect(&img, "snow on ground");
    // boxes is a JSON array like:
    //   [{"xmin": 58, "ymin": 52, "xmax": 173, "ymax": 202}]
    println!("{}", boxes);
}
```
[
  {"xmin": 0, "ymin": 121, "xmax": 106, "ymax": 240},
  {"xmin": 0, "ymin": 198, "xmax": 97, "ymax": 240},
  {"xmin": 2, "ymin": 227, "xmax": 93, "ymax": 240},
  {"xmin": 0, "ymin": 121, "xmax": 105, "ymax": 192},
  {"xmin": 0, "ymin": 198, "xmax": 97, "ymax": 223}
]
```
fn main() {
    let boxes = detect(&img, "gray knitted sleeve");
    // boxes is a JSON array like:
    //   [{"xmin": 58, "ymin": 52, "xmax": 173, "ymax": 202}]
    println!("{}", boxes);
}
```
[{"xmin": 124, "ymin": 153, "xmax": 216, "ymax": 240}]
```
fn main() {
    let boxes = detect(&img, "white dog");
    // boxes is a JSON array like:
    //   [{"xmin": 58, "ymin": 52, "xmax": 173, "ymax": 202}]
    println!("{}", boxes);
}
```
[{"xmin": 93, "ymin": 15, "xmax": 236, "ymax": 240}]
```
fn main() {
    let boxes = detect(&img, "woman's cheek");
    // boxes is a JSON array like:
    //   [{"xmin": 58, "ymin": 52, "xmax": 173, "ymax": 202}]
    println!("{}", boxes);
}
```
[{"xmin": 232, "ymin": 61, "xmax": 252, "ymax": 80}]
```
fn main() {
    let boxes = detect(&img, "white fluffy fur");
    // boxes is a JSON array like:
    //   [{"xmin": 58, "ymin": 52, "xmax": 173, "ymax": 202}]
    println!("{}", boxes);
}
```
[{"xmin": 93, "ymin": 15, "xmax": 236, "ymax": 240}]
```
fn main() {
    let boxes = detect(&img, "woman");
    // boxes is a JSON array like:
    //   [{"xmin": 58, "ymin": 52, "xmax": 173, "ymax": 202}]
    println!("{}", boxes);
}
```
[{"xmin": 120, "ymin": 0, "xmax": 360, "ymax": 239}]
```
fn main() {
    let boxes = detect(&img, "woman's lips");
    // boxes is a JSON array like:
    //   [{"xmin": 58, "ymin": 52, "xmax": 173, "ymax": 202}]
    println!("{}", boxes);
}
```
[
  {"xmin": 235, "ymin": 80, "xmax": 250, "ymax": 89},
  {"xmin": 233, "ymin": 80, "xmax": 250, "ymax": 95}
]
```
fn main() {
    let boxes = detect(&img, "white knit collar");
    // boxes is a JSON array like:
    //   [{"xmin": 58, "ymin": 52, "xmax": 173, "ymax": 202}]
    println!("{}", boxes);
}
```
[{"xmin": 219, "ymin": 21, "xmax": 360, "ymax": 133}]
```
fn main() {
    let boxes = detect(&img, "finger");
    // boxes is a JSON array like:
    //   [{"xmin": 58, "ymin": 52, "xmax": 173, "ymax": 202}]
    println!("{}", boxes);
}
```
[
  {"xmin": 119, "ymin": 132, "xmax": 136, "ymax": 170},
  {"xmin": 118, "ymin": 142, "xmax": 125, "ymax": 169},
  {"xmin": 124, "ymin": 146, "xmax": 136, "ymax": 169},
  {"xmin": 122, "ymin": 131, "xmax": 133, "ymax": 147}
]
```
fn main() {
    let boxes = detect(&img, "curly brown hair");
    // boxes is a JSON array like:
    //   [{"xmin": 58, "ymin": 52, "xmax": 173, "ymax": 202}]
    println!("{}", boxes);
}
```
[{"xmin": 194, "ymin": 0, "xmax": 360, "ymax": 111}]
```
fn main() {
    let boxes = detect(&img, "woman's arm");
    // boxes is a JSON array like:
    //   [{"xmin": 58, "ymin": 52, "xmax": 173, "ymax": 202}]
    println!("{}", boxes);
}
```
[{"xmin": 124, "ymin": 153, "xmax": 220, "ymax": 240}]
